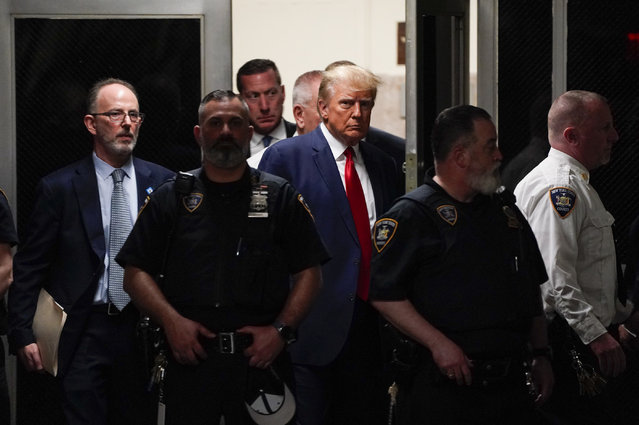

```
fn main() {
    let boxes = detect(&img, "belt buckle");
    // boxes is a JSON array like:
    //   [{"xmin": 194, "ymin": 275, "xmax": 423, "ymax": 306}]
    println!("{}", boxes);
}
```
[
  {"xmin": 107, "ymin": 303, "xmax": 120, "ymax": 316},
  {"xmin": 218, "ymin": 332, "xmax": 235, "ymax": 354}
]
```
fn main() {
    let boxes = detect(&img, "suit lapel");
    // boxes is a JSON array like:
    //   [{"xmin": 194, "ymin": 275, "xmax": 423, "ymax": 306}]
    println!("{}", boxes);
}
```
[
  {"xmin": 132, "ymin": 158, "xmax": 154, "ymax": 208},
  {"xmin": 359, "ymin": 142, "xmax": 386, "ymax": 215},
  {"xmin": 311, "ymin": 131, "xmax": 360, "ymax": 244},
  {"xmin": 73, "ymin": 157, "xmax": 106, "ymax": 259}
]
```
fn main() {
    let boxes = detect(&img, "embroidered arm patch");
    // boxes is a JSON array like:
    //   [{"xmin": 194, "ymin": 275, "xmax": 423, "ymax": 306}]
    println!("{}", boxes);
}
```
[
  {"xmin": 548, "ymin": 187, "xmax": 577, "ymax": 218},
  {"xmin": 374, "ymin": 218, "xmax": 398, "ymax": 252}
]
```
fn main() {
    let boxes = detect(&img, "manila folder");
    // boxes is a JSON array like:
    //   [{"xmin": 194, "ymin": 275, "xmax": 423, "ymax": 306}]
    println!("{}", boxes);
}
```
[{"xmin": 32, "ymin": 289, "xmax": 67, "ymax": 376}]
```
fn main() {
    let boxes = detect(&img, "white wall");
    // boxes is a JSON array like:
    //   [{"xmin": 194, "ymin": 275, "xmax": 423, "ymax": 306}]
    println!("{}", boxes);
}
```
[{"xmin": 232, "ymin": 0, "xmax": 406, "ymax": 137}]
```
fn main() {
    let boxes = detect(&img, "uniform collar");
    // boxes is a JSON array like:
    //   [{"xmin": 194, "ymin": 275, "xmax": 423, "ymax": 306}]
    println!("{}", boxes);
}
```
[{"xmin": 548, "ymin": 148, "xmax": 590, "ymax": 183}]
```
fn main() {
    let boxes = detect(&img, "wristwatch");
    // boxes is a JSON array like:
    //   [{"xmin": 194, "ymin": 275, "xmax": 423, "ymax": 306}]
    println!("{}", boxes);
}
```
[{"xmin": 273, "ymin": 321, "xmax": 297, "ymax": 345}]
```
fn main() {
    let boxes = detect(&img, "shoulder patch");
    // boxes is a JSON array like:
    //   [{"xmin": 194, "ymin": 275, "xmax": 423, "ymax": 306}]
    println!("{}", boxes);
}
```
[
  {"xmin": 183, "ymin": 193, "xmax": 204, "ymax": 213},
  {"xmin": 297, "ymin": 194, "xmax": 314, "ymax": 219},
  {"xmin": 374, "ymin": 218, "xmax": 398, "ymax": 252},
  {"xmin": 548, "ymin": 187, "xmax": 577, "ymax": 218},
  {"xmin": 436, "ymin": 205, "xmax": 457, "ymax": 226}
]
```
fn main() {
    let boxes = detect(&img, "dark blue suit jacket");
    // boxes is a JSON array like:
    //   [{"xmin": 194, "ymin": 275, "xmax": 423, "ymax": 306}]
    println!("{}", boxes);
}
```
[
  {"xmin": 8, "ymin": 155, "xmax": 173, "ymax": 375},
  {"xmin": 259, "ymin": 126, "xmax": 400, "ymax": 365}
]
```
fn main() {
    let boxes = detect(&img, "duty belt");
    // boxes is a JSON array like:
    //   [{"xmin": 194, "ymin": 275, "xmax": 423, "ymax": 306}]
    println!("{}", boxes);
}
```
[
  {"xmin": 205, "ymin": 332, "xmax": 253, "ymax": 354},
  {"xmin": 469, "ymin": 357, "xmax": 526, "ymax": 388}
]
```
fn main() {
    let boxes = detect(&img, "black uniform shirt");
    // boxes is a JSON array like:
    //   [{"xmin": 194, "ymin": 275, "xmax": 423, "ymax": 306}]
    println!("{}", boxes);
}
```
[
  {"xmin": 0, "ymin": 190, "xmax": 17, "ymax": 247},
  {"xmin": 370, "ymin": 173, "xmax": 547, "ymax": 355},
  {"xmin": 117, "ymin": 167, "xmax": 329, "ymax": 329},
  {"xmin": 0, "ymin": 190, "xmax": 17, "ymax": 335}
]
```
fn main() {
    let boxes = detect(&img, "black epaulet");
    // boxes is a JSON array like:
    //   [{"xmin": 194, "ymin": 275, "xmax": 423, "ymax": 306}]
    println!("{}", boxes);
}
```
[
  {"xmin": 494, "ymin": 186, "xmax": 517, "ymax": 207},
  {"xmin": 174, "ymin": 171, "xmax": 196, "ymax": 196}
]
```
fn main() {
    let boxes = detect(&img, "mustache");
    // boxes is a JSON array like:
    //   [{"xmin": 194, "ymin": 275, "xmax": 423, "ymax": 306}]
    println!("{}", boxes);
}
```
[{"xmin": 215, "ymin": 137, "xmax": 238, "ymax": 145}]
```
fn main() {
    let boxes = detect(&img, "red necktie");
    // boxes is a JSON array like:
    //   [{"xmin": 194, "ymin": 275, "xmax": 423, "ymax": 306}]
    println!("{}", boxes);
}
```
[{"xmin": 344, "ymin": 147, "xmax": 372, "ymax": 300}]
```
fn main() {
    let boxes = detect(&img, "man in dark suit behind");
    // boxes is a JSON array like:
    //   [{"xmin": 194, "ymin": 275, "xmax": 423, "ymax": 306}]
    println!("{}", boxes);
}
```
[
  {"xmin": 259, "ymin": 64, "xmax": 400, "ymax": 425},
  {"xmin": 237, "ymin": 58, "xmax": 296, "ymax": 159},
  {"xmin": 8, "ymin": 78, "xmax": 174, "ymax": 425}
]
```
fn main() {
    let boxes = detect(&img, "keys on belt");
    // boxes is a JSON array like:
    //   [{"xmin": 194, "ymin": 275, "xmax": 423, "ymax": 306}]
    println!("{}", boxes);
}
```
[{"xmin": 206, "ymin": 332, "xmax": 253, "ymax": 354}]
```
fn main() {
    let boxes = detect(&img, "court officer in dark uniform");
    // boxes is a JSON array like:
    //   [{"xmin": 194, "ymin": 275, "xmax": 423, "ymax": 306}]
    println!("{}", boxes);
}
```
[
  {"xmin": 369, "ymin": 105, "xmax": 554, "ymax": 425},
  {"xmin": 0, "ymin": 188, "xmax": 17, "ymax": 425},
  {"xmin": 117, "ymin": 90, "xmax": 328, "ymax": 425}
]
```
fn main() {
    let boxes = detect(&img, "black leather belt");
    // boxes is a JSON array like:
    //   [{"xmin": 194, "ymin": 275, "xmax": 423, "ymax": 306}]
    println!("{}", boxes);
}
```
[
  {"xmin": 204, "ymin": 332, "xmax": 253, "ymax": 354},
  {"xmin": 470, "ymin": 357, "xmax": 526, "ymax": 387},
  {"xmin": 92, "ymin": 302, "xmax": 121, "ymax": 316}
]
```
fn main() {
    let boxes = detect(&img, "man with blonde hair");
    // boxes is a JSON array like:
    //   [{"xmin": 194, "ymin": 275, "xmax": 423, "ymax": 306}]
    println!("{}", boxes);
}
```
[{"xmin": 260, "ymin": 64, "xmax": 400, "ymax": 425}]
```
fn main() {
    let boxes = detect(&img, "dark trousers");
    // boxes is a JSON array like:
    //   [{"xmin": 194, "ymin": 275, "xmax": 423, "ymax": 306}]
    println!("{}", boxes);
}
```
[
  {"xmin": 397, "ymin": 358, "xmax": 541, "ymax": 425},
  {"xmin": 163, "ymin": 350, "xmax": 293, "ymax": 425},
  {"xmin": 59, "ymin": 306, "xmax": 153, "ymax": 425},
  {"xmin": 542, "ymin": 318, "xmax": 639, "ymax": 425},
  {"xmin": 293, "ymin": 299, "xmax": 390, "ymax": 425},
  {"xmin": 0, "ymin": 337, "xmax": 9, "ymax": 425}
]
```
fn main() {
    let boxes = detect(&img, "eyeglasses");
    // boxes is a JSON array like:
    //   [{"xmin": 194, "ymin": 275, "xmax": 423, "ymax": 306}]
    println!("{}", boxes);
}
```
[{"xmin": 91, "ymin": 111, "xmax": 145, "ymax": 123}]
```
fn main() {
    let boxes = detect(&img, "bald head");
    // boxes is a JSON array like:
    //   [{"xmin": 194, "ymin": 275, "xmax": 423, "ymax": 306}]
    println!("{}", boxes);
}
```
[
  {"xmin": 548, "ymin": 90, "xmax": 618, "ymax": 170},
  {"xmin": 292, "ymin": 70, "xmax": 323, "ymax": 135},
  {"xmin": 548, "ymin": 91, "xmax": 608, "ymax": 143}
]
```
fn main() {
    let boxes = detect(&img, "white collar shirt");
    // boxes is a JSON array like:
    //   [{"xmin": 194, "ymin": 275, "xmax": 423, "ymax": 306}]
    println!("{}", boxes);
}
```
[
  {"xmin": 249, "ymin": 119, "xmax": 287, "ymax": 156},
  {"xmin": 514, "ymin": 148, "xmax": 633, "ymax": 344},
  {"xmin": 320, "ymin": 122, "xmax": 376, "ymax": 230}
]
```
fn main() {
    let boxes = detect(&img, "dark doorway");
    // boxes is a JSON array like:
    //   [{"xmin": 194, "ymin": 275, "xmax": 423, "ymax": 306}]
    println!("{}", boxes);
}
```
[{"xmin": 14, "ymin": 17, "xmax": 201, "ymax": 424}]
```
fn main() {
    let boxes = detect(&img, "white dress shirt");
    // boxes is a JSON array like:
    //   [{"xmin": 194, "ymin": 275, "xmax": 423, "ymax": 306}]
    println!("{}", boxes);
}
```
[
  {"xmin": 249, "ymin": 118, "xmax": 288, "ymax": 156},
  {"xmin": 514, "ymin": 148, "xmax": 633, "ymax": 344},
  {"xmin": 320, "ymin": 122, "xmax": 376, "ymax": 230}
]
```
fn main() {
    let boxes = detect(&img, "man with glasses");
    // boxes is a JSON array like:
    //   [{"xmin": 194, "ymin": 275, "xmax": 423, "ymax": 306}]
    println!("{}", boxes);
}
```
[
  {"xmin": 237, "ymin": 59, "xmax": 296, "ymax": 158},
  {"xmin": 8, "ymin": 78, "xmax": 173, "ymax": 425}
]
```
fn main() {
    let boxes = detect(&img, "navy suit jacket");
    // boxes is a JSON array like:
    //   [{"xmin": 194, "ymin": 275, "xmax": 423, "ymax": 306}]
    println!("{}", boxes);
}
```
[
  {"xmin": 8, "ymin": 155, "xmax": 173, "ymax": 375},
  {"xmin": 284, "ymin": 119, "xmax": 296, "ymax": 138},
  {"xmin": 366, "ymin": 126, "xmax": 405, "ymax": 184},
  {"xmin": 259, "ymin": 126, "xmax": 400, "ymax": 365}
]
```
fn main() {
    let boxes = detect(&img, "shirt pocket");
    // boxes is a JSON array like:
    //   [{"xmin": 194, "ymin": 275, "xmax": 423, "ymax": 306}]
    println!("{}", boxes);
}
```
[{"xmin": 586, "ymin": 211, "xmax": 615, "ymax": 266}]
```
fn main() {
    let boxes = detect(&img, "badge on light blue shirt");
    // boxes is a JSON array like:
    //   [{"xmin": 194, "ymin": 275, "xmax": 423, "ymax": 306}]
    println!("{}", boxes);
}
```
[{"xmin": 549, "ymin": 187, "xmax": 577, "ymax": 218}]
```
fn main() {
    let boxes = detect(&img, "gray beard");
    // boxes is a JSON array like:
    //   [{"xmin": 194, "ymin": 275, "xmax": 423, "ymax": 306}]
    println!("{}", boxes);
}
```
[
  {"xmin": 468, "ymin": 167, "xmax": 502, "ymax": 195},
  {"xmin": 203, "ymin": 142, "xmax": 247, "ymax": 169}
]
